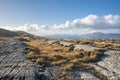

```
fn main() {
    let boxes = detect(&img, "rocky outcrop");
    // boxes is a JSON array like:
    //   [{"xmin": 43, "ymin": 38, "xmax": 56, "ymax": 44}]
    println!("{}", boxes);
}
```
[
  {"xmin": 48, "ymin": 40, "xmax": 59, "ymax": 45},
  {"xmin": 0, "ymin": 40, "xmax": 40, "ymax": 80},
  {"xmin": 74, "ymin": 44, "xmax": 98, "ymax": 51},
  {"xmin": 47, "ymin": 40, "xmax": 120, "ymax": 79},
  {"xmin": 97, "ymin": 50, "xmax": 120, "ymax": 79},
  {"xmin": 59, "ymin": 41, "xmax": 74, "ymax": 47},
  {"xmin": 0, "ymin": 39, "xmax": 120, "ymax": 80}
]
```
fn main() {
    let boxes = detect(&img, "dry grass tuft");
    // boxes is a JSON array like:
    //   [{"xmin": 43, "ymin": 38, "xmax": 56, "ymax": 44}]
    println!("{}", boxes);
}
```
[
  {"xmin": 76, "ymin": 39, "xmax": 120, "ymax": 51},
  {"xmin": 24, "ymin": 38, "xmax": 114, "ymax": 79},
  {"xmin": 25, "ymin": 39, "xmax": 105, "ymax": 67}
]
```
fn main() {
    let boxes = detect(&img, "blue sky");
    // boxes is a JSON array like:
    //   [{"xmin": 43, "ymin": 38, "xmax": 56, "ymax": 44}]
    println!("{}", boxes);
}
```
[{"xmin": 0, "ymin": 0, "xmax": 120, "ymax": 35}]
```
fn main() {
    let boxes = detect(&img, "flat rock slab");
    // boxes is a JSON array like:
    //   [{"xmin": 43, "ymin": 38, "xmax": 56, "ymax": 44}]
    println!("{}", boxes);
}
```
[
  {"xmin": 89, "ymin": 63, "xmax": 120, "ymax": 80},
  {"xmin": 98, "ymin": 50, "xmax": 120, "ymax": 74},
  {"xmin": 48, "ymin": 40, "xmax": 59, "ymax": 45},
  {"xmin": 94, "ymin": 50, "xmax": 120, "ymax": 80},
  {"xmin": 59, "ymin": 41, "xmax": 74, "ymax": 47},
  {"xmin": 74, "ymin": 44, "xmax": 97, "ymax": 51},
  {"xmin": 0, "ymin": 40, "xmax": 40, "ymax": 80}
]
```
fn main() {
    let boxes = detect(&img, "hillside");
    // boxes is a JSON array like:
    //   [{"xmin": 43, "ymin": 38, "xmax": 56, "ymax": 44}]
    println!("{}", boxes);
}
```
[
  {"xmin": 0, "ymin": 28, "xmax": 19, "ymax": 37},
  {"xmin": 0, "ymin": 28, "xmax": 37, "ymax": 38}
]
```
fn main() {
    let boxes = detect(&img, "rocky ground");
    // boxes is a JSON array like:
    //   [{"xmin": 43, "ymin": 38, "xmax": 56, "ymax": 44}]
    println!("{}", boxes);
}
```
[
  {"xmin": 87, "ymin": 51, "xmax": 120, "ymax": 80},
  {"xmin": 47, "ymin": 40, "xmax": 120, "ymax": 80},
  {"xmin": 97, "ymin": 50, "xmax": 120, "ymax": 79},
  {"xmin": 0, "ymin": 38, "xmax": 120, "ymax": 80},
  {"xmin": 0, "ymin": 40, "xmax": 53, "ymax": 80}
]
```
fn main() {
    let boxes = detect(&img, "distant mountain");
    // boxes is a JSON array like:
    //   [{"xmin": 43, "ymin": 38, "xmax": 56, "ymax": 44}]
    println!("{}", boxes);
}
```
[
  {"xmin": 82, "ymin": 32, "xmax": 120, "ymax": 39},
  {"xmin": 43, "ymin": 32, "xmax": 120, "ymax": 40},
  {"xmin": 42, "ymin": 34, "xmax": 81, "ymax": 39},
  {"xmin": 0, "ymin": 28, "xmax": 119, "ymax": 40}
]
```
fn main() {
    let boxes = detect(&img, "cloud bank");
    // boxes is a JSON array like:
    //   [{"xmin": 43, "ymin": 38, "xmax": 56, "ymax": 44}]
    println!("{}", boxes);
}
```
[{"xmin": 0, "ymin": 14, "xmax": 120, "ymax": 35}]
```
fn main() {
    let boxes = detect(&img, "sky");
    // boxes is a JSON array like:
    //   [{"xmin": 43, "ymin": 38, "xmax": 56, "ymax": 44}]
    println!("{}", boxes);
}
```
[{"xmin": 0, "ymin": 0, "xmax": 120, "ymax": 35}]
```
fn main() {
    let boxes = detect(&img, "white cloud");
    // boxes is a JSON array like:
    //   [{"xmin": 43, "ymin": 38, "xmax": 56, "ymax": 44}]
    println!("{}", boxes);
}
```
[
  {"xmin": 51, "ymin": 14, "xmax": 120, "ymax": 30},
  {"xmin": 71, "ymin": 14, "xmax": 120, "ymax": 29},
  {"xmin": 0, "ymin": 14, "xmax": 120, "ymax": 35},
  {"xmin": 80, "ymin": 15, "xmax": 98, "ymax": 25},
  {"xmin": 104, "ymin": 14, "xmax": 120, "ymax": 26}
]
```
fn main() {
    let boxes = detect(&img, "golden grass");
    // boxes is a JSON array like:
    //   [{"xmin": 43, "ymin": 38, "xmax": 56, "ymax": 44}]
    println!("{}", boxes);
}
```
[
  {"xmin": 25, "ymin": 39, "xmax": 103, "ymax": 68},
  {"xmin": 75, "ymin": 39, "xmax": 120, "ymax": 51},
  {"xmin": 25, "ymin": 38, "xmax": 112, "ymax": 79},
  {"xmin": 92, "ymin": 43, "xmax": 120, "ymax": 51}
]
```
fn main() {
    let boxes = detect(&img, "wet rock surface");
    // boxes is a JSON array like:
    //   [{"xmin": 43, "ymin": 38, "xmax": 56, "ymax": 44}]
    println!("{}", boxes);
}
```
[{"xmin": 0, "ymin": 40, "xmax": 40, "ymax": 80}]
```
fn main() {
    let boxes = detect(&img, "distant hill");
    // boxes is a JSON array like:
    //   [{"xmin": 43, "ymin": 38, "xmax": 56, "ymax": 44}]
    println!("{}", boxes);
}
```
[
  {"xmin": 43, "ymin": 32, "xmax": 120, "ymax": 40},
  {"xmin": 0, "ymin": 28, "xmax": 19, "ymax": 37},
  {"xmin": 0, "ymin": 28, "xmax": 35, "ymax": 38},
  {"xmin": 15, "ymin": 31, "xmax": 36, "ymax": 38}
]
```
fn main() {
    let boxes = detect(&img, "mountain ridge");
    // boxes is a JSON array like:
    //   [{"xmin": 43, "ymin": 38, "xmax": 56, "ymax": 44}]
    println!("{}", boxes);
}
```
[
  {"xmin": 0, "ymin": 28, "xmax": 120, "ymax": 40},
  {"xmin": 43, "ymin": 32, "xmax": 120, "ymax": 40},
  {"xmin": 0, "ymin": 28, "xmax": 19, "ymax": 37},
  {"xmin": 0, "ymin": 28, "xmax": 36, "ymax": 38}
]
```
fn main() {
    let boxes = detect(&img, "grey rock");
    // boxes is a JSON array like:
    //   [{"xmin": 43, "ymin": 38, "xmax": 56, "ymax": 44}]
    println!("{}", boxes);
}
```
[
  {"xmin": 48, "ymin": 40, "xmax": 59, "ymax": 45},
  {"xmin": 97, "ymin": 50, "xmax": 120, "ymax": 79},
  {"xmin": 87, "ymin": 50, "xmax": 120, "ymax": 80},
  {"xmin": 59, "ymin": 41, "xmax": 74, "ymax": 47},
  {"xmin": 0, "ymin": 40, "xmax": 40, "ymax": 80},
  {"xmin": 74, "ymin": 44, "xmax": 97, "ymax": 51}
]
